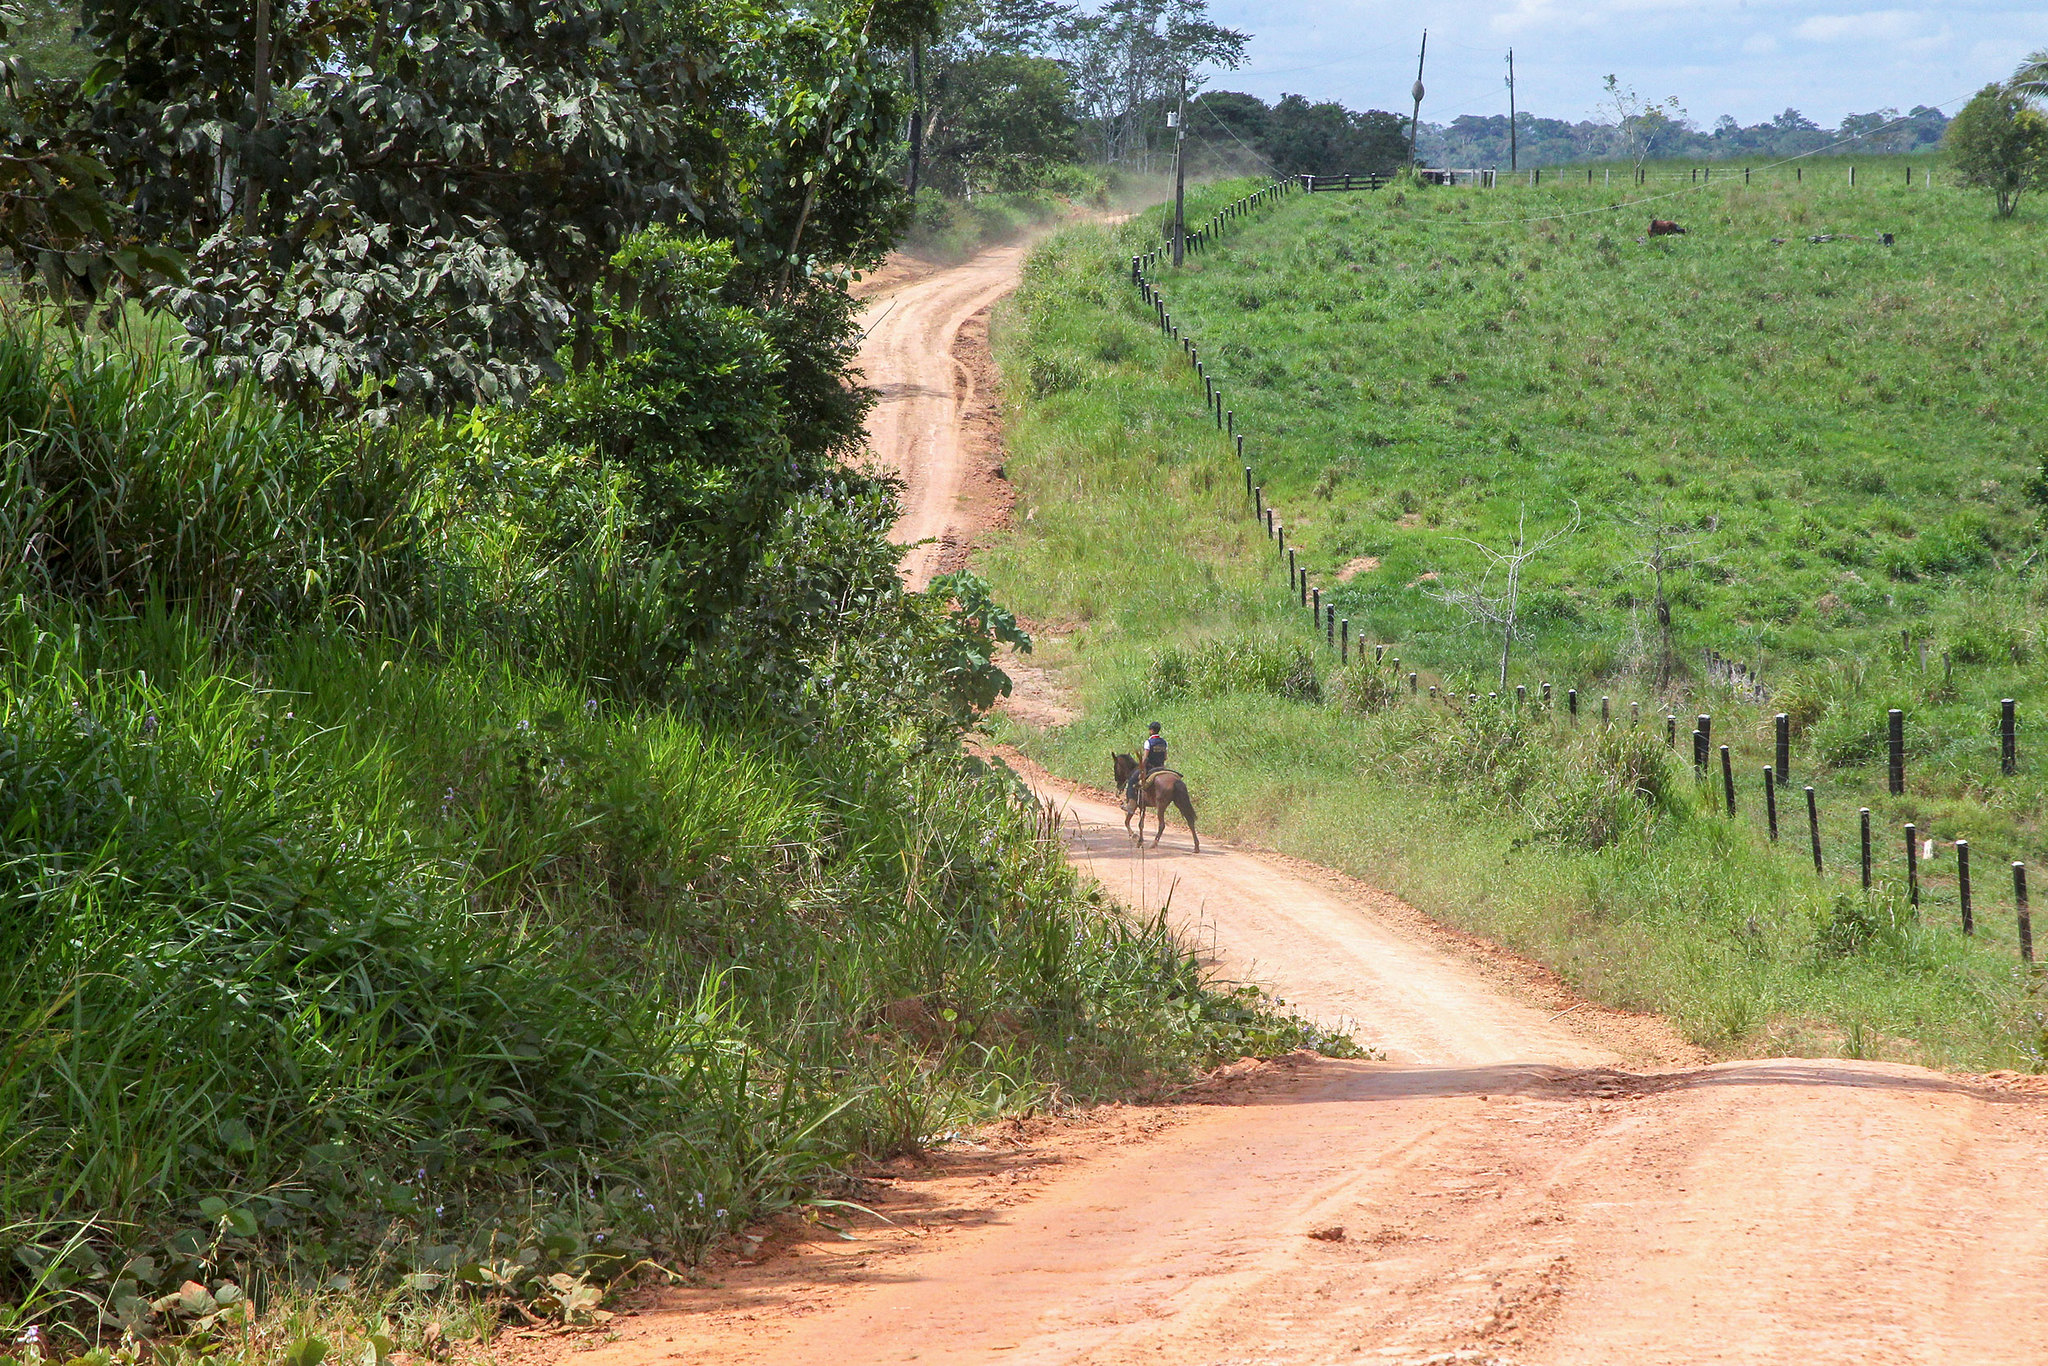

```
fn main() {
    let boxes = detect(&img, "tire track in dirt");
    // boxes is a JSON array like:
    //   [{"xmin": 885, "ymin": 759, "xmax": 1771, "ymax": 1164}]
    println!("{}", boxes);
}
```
[
  {"xmin": 853, "ymin": 242, "xmax": 1024, "ymax": 591},
  {"xmin": 555, "ymin": 244, "xmax": 2048, "ymax": 1366}
]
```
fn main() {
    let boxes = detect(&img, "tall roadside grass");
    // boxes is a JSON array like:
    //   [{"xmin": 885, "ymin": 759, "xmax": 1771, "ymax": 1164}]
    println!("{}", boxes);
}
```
[
  {"xmin": 0, "ymin": 300, "xmax": 1330, "ymax": 1359},
  {"xmin": 982, "ymin": 178, "xmax": 2048, "ymax": 1073}
]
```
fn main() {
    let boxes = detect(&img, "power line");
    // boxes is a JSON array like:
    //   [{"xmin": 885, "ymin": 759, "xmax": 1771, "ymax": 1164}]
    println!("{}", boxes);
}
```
[{"xmin": 1195, "ymin": 97, "xmax": 1285, "ymax": 176}]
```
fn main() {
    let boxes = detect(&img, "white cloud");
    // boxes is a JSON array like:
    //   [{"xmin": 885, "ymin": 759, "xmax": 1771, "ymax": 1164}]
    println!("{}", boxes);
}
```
[{"xmin": 1214, "ymin": 1, "xmax": 2048, "ymax": 125}]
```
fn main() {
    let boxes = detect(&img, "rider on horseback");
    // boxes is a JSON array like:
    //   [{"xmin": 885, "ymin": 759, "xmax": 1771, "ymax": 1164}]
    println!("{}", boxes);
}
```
[{"xmin": 1128, "ymin": 722, "xmax": 1168, "ymax": 800}]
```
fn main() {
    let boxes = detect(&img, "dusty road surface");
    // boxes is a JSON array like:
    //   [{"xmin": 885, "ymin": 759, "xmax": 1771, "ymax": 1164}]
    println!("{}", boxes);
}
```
[
  {"xmin": 566, "ymin": 246, "xmax": 2048, "ymax": 1366},
  {"xmin": 853, "ymin": 243, "xmax": 1025, "ymax": 591}
]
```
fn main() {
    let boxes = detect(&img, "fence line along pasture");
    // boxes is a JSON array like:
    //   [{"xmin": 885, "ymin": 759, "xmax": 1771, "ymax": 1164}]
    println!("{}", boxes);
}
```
[{"xmin": 1125, "ymin": 172, "xmax": 2042, "ymax": 966}]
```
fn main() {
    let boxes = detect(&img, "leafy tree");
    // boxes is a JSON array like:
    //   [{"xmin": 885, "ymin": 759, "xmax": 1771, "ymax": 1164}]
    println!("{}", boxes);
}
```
[
  {"xmin": 98, "ymin": 0, "xmax": 725, "ymax": 410},
  {"xmin": 921, "ymin": 54, "xmax": 1077, "ymax": 195},
  {"xmin": 0, "ymin": 0, "xmax": 89, "ymax": 81},
  {"xmin": 0, "ymin": 6, "xmax": 178, "ymax": 302},
  {"xmin": 1184, "ymin": 89, "xmax": 1269, "ymax": 172},
  {"xmin": 6, "ymin": 0, "xmax": 905, "ymax": 423},
  {"xmin": 1945, "ymin": 82, "xmax": 2048, "ymax": 217},
  {"xmin": 1261, "ymin": 95, "xmax": 1406, "ymax": 176},
  {"xmin": 2014, "ymin": 47, "xmax": 2048, "ymax": 102},
  {"xmin": 1058, "ymin": 0, "xmax": 1245, "ymax": 169},
  {"xmin": 1601, "ymin": 75, "xmax": 1686, "ymax": 172}
]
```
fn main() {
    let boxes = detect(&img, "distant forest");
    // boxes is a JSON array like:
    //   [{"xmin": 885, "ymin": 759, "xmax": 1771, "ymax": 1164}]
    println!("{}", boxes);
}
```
[{"xmin": 1180, "ymin": 91, "xmax": 1952, "ymax": 175}]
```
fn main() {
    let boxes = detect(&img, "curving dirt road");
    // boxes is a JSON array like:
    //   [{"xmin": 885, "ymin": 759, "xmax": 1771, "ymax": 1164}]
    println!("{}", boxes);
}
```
[
  {"xmin": 853, "ymin": 243, "xmax": 1027, "ymax": 592},
  {"xmin": 573, "ymin": 247, "xmax": 2048, "ymax": 1365}
]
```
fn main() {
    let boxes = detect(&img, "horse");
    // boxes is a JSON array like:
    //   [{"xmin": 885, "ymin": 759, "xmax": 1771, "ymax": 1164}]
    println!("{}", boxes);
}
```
[
  {"xmin": 1648, "ymin": 218, "xmax": 1686, "ymax": 236},
  {"xmin": 1112, "ymin": 753, "xmax": 1200, "ymax": 852}
]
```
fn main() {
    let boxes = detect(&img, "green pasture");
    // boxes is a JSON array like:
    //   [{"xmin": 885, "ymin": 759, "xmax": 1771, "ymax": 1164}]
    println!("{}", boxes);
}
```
[{"xmin": 984, "ymin": 165, "xmax": 2048, "ymax": 1070}]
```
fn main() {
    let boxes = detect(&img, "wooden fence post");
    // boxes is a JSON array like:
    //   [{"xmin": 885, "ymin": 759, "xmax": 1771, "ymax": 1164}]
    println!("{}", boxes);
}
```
[
  {"xmin": 1516, "ymin": 684, "xmax": 1526, "ymax": 708},
  {"xmin": 1775, "ymin": 713, "xmax": 1789, "ymax": 782},
  {"xmin": 1601, "ymin": 695, "xmax": 1611, "ymax": 727},
  {"xmin": 1807, "ymin": 788, "xmax": 1823, "ymax": 872},
  {"xmin": 1860, "ymin": 808, "xmax": 1871, "ymax": 889},
  {"xmin": 1721, "ymin": 745, "xmax": 1736, "ymax": 816},
  {"xmin": 1764, "ymin": 767, "xmax": 1779, "ymax": 840},
  {"xmin": 1959, "ymin": 840, "xmax": 1972, "ymax": 934},
  {"xmin": 1341, "ymin": 619, "xmax": 1349, "ymax": 661},
  {"xmin": 2017, "ymin": 863, "xmax": 2033, "ymax": 964},
  {"xmin": 1409, "ymin": 672, "xmax": 1418, "ymax": 694},
  {"xmin": 1905, "ymin": 823, "xmax": 1919, "ymax": 909},
  {"xmin": 2002, "ymin": 699, "xmax": 2017, "ymax": 776},
  {"xmin": 1888, "ymin": 709, "xmax": 1904, "ymax": 794},
  {"xmin": 1666, "ymin": 714, "xmax": 1676, "ymax": 748},
  {"xmin": 1568, "ymin": 689, "xmax": 1578, "ymax": 724}
]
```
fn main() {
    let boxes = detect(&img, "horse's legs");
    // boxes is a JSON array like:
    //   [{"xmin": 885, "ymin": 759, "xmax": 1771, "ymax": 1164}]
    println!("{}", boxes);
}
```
[
  {"xmin": 1151, "ymin": 795, "xmax": 1165, "ymax": 847},
  {"xmin": 1175, "ymin": 791, "xmax": 1201, "ymax": 853}
]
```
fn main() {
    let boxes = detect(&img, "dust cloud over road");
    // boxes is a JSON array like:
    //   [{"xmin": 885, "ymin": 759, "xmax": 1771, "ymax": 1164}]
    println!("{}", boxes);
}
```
[{"xmin": 569, "ymin": 247, "xmax": 2048, "ymax": 1366}]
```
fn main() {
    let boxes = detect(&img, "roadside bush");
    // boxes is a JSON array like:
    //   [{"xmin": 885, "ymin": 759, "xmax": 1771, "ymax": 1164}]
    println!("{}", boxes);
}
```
[
  {"xmin": 1812, "ymin": 890, "xmax": 1910, "ymax": 963},
  {"xmin": 1401, "ymin": 704, "xmax": 1544, "ymax": 803},
  {"xmin": 1528, "ymin": 725, "xmax": 1684, "ymax": 849},
  {"xmin": 1148, "ymin": 636, "xmax": 1322, "ymax": 704},
  {"xmin": 1332, "ymin": 663, "xmax": 1401, "ymax": 714}
]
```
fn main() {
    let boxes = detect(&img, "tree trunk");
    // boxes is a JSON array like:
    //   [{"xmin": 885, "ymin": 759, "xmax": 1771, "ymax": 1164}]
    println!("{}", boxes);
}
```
[{"xmin": 906, "ymin": 38, "xmax": 923, "ymax": 194}]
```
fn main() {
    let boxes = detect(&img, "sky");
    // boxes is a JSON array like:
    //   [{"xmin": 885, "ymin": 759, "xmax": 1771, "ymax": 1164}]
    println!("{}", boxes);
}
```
[{"xmin": 1201, "ymin": 2, "xmax": 2048, "ymax": 127}]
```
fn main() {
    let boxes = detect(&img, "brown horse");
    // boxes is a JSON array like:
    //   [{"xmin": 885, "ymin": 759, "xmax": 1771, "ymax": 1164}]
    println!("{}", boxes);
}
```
[{"xmin": 1112, "ymin": 753, "xmax": 1200, "ymax": 852}]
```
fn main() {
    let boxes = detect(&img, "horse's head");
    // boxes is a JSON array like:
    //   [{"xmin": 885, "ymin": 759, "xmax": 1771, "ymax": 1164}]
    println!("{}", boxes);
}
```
[{"xmin": 1112, "ymin": 752, "xmax": 1136, "ymax": 787}]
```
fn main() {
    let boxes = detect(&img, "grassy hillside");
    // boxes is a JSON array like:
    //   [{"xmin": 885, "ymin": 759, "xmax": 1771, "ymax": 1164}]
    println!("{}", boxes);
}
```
[{"xmin": 984, "ymin": 167, "xmax": 2048, "ymax": 1071}]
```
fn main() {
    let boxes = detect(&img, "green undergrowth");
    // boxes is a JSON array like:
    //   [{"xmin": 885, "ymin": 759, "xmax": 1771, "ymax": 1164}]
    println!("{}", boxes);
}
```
[
  {"xmin": 982, "ymin": 170, "xmax": 2048, "ymax": 1072},
  {"xmin": 0, "ymin": 253, "xmax": 1331, "ymax": 1363}
]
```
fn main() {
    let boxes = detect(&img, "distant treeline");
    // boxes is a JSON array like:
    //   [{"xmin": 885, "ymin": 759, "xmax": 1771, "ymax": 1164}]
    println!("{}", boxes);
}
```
[
  {"xmin": 1429, "ymin": 105, "xmax": 1951, "ymax": 168},
  {"xmin": 1177, "ymin": 94, "xmax": 1950, "ymax": 175},
  {"xmin": 1186, "ymin": 91, "xmax": 1411, "ymax": 177}
]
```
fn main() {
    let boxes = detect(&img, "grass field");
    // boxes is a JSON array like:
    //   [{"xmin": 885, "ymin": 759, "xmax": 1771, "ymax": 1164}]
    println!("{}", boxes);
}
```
[{"xmin": 983, "ymin": 164, "xmax": 2048, "ymax": 1070}]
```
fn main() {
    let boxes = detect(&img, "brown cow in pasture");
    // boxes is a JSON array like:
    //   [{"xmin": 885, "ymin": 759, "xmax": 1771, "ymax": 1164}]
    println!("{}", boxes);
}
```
[{"xmin": 1648, "ymin": 219, "xmax": 1686, "ymax": 236}]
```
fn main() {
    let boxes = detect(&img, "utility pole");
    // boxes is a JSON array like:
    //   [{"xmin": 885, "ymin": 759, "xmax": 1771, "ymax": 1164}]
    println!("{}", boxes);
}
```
[
  {"xmin": 1407, "ymin": 30, "xmax": 1428, "ymax": 167},
  {"xmin": 1505, "ymin": 48, "xmax": 1516, "ymax": 173},
  {"xmin": 1171, "ymin": 72, "xmax": 1187, "ymax": 266}
]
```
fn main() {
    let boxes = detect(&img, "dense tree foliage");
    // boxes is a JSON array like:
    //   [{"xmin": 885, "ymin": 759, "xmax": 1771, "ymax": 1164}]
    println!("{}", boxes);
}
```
[
  {"xmin": 1428, "ymin": 103, "xmax": 1950, "ymax": 169},
  {"xmin": 1, "ymin": 0, "xmax": 905, "ymax": 417},
  {"xmin": 1057, "ymin": 0, "xmax": 1245, "ymax": 170},
  {"xmin": 1945, "ymin": 82, "xmax": 2048, "ymax": 216},
  {"xmin": 1185, "ymin": 90, "xmax": 1407, "ymax": 176}
]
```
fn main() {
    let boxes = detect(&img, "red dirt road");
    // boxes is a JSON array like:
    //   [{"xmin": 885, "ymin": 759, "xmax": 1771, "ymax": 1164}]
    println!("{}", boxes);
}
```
[
  {"xmin": 852, "ymin": 243, "xmax": 1024, "ymax": 591},
  {"xmin": 568, "ymin": 249, "xmax": 2048, "ymax": 1365}
]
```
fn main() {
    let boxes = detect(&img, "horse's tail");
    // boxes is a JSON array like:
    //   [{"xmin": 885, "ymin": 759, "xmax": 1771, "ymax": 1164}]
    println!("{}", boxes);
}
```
[{"xmin": 1172, "ymin": 783, "xmax": 1200, "ymax": 853}]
